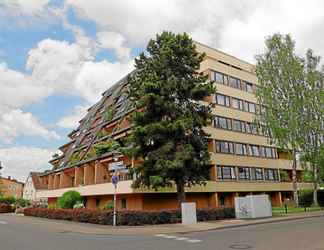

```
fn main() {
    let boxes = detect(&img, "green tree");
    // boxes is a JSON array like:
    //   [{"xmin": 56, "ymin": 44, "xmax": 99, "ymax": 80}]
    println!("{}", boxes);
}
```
[
  {"xmin": 58, "ymin": 191, "xmax": 83, "ymax": 209},
  {"xmin": 255, "ymin": 34, "xmax": 305, "ymax": 206},
  {"xmin": 129, "ymin": 31, "xmax": 215, "ymax": 205},
  {"xmin": 299, "ymin": 49, "xmax": 324, "ymax": 205}
]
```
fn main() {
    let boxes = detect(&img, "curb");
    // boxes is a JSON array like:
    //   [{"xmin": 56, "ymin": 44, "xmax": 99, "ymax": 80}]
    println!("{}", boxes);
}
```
[{"xmin": 178, "ymin": 212, "xmax": 324, "ymax": 235}]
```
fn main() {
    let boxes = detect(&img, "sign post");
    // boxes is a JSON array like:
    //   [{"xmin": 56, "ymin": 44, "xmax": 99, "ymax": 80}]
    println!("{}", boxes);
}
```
[
  {"xmin": 108, "ymin": 152, "xmax": 126, "ymax": 227},
  {"xmin": 111, "ymin": 174, "xmax": 118, "ymax": 227}
]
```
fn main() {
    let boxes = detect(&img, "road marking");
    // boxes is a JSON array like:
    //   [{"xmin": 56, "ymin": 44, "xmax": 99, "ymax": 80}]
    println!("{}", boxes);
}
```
[
  {"xmin": 187, "ymin": 239, "xmax": 202, "ymax": 243},
  {"xmin": 0, "ymin": 221, "xmax": 8, "ymax": 225},
  {"xmin": 155, "ymin": 234, "xmax": 202, "ymax": 243},
  {"xmin": 175, "ymin": 237, "xmax": 189, "ymax": 241}
]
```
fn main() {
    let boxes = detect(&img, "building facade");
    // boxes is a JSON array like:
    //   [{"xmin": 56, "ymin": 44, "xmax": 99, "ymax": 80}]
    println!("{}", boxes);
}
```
[
  {"xmin": 0, "ymin": 176, "xmax": 24, "ymax": 198},
  {"xmin": 23, "ymin": 172, "xmax": 47, "ymax": 201},
  {"xmin": 36, "ymin": 42, "xmax": 312, "ymax": 210}
]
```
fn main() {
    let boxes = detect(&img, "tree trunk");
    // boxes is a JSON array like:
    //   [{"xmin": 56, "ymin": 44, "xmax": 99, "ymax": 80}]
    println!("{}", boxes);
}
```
[
  {"xmin": 313, "ymin": 163, "xmax": 318, "ymax": 206},
  {"xmin": 292, "ymin": 150, "xmax": 299, "ymax": 206},
  {"xmin": 176, "ymin": 182, "xmax": 186, "ymax": 207}
]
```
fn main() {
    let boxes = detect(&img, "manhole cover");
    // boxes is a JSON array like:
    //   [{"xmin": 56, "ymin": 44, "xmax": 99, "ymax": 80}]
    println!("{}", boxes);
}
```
[{"xmin": 229, "ymin": 244, "xmax": 253, "ymax": 249}]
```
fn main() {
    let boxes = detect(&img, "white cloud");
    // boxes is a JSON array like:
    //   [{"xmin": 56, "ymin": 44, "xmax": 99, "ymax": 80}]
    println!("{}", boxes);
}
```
[
  {"xmin": 1, "ymin": 0, "xmax": 51, "ymax": 16},
  {"xmin": 56, "ymin": 105, "xmax": 88, "ymax": 129},
  {"xmin": 66, "ymin": 0, "xmax": 324, "ymax": 63},
  {"xmin": 0, "ymin": 109, "xmax": 60, "ymax": 144},
  {"xmin": 74, "ymin": 60, "xmax": 133, "ymax": 103},
  {"xmin": 97, "ymin": 31, "xmax": 131, "ymax": 60},
  {"xmin": 26, "ymin": 38, "xmax": 92, "ymax": 94},
  {"xmin": 0, "ymin": 62, "xmax": 50, "ymax": 113},
  {"xmin": 0, "ymin": 147, "xmax": 54, "ymax": 181}
]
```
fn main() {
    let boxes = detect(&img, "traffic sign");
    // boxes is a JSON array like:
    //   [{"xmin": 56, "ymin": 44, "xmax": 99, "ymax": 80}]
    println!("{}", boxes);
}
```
[
  {"xmin": 112, "ymin": 175, "xmax": 119, "ymax": 186},
  {"xmin": 108, "ymin": 161, "xmax": 126, "ymax": 171}
]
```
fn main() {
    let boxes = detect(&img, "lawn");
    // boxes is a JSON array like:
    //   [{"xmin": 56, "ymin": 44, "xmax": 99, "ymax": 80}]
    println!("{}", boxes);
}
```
[{"xmin": 272, "ymin": 206, "xmax": 323, "ymax": 216}]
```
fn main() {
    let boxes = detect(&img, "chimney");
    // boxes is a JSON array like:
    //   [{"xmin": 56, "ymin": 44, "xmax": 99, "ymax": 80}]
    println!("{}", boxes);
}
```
[{"xmin": 8, "ymin": 176, "xmax": 11, "ymax": 180}]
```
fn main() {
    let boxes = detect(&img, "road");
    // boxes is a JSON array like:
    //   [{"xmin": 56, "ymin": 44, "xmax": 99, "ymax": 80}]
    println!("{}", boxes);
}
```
[{"xmin": 0, "ymin": 213, "xmax": 324, "ymax": 250}]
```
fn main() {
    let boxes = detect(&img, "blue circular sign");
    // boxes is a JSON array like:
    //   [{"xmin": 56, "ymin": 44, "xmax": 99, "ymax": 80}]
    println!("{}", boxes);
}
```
[{"xmin": 112, "ymin": 175, "xmax": 119, "ymax": 186}]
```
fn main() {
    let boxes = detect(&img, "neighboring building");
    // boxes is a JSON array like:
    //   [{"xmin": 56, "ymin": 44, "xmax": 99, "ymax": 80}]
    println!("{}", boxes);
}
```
[
  {"xmin": 23, "ymin": 172, "xmax": 47, "ymax": 201},
  {"xmin": 36, "ymin": 42, "xmax": 312, "ymax": 210},
  {"xmin": 0, "ymin": 176, "xmax": 24, "ymax": 198}
]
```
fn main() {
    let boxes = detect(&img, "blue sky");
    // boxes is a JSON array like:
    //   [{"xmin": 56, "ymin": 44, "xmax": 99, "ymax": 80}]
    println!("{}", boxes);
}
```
[{"xmin": 1, "ymin": 0, "xmax": 323, "ymax": 181}]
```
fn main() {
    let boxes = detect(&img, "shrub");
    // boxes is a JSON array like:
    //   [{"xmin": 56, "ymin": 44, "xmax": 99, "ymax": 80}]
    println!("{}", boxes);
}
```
[
  {"xmin": 58, "ymin": 191, "xmax": 83, "ymax": 209},
  {"xmin": 23, "ymin": 207, "xmax": 234, "ymax": 226},
  {"xmin": 0, "ymin": 196, "xmax": 16, "ymax": 205},
  {"xmin": 318, "ymin": 190, "xmax": 324, "ymax": 207},
  {"xmin": 0, "ymin": 203, "xmax": 13, "ymax": 213},
  {"xmin": 299, "ymin": 189, "xmax": 313, "ymax": 207},
  {"xmin": 105, "ymin": 201, "xmax": 114, "ymax": 210},
  {"xmin": 16, "ymin": 198, "xmax": 31, "ymax": 208},
  {"xmin": 73, "ymin": 202, "xmax": 85, "ymax": 209}
]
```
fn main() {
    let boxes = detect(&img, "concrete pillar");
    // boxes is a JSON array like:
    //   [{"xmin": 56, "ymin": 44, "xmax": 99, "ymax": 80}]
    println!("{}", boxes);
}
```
[
  {"xmin": 270, "ymin": 192, "xmax": 283, "ymax": 207},
  {"xmin": 208, "ymin": 192, "xmax": 219, "ymax": 208},
  {"xmin": 60, "ymin": 172, "xmax": 71, "ymax": 188},
  {"xmin": 86, "ymin": 197, "xmax": 97, "ymax": 209},
  {"xmin": 210, "ymin": 165, "xmax": 217, "ymax": 181},
  {"xmin": 48, "ymin": 175, "xmax": 54, "ymax": 189},
  {"xmin": 95, "ymin": 161, "xmax": 108, "ymax": 184},
  {"xmin": 53, "ymin": 174, "xmax": 60, "ymax": 189},
  {"xmin": 75, "ymin": 167, "xmax": 84, "ymax": 186},
  {"xmin": 84, "ymin": 164, "xmax": 95, "ymax": 185}
]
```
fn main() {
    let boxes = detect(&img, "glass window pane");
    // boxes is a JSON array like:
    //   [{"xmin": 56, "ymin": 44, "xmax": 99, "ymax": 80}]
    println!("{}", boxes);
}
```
[
  {"xmin": 248, "ymin": 103, "xmax": 256, "ymax": 113},
  {"xmin": 246, "ymin": 82, "xmax": 253, "ymax": 93},
  {"xmin": 214, "ymin": 72, "xmax": 224, "ymax": 84}
]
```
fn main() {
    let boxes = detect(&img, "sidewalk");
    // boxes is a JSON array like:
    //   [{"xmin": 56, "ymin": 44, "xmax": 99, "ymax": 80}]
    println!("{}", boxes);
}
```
[{"xmin": 8, "ymin": 210, "xmax": 323, "ymax": 236}]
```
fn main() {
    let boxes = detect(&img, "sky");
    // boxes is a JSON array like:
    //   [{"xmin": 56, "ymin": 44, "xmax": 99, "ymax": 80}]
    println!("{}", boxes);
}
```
[{"xmin": 0, "ymin": 0, "xmax": 324, "ymax": 181}]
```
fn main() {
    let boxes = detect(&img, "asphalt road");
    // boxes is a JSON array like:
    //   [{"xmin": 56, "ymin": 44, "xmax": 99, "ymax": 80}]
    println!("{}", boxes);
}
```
[{"xmin": 0, "ymin": 214, "xmax": 324, "ymax": 250}]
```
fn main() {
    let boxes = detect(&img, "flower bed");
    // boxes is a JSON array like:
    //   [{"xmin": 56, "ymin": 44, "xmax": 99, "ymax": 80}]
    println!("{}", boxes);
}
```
[
  {"xmin": 0, "ymin": 203, "xmax": 13, "ymax": 213},
  {"xmin": 24, "ymin": 207, "xmax": 234, "ymax": 226}
]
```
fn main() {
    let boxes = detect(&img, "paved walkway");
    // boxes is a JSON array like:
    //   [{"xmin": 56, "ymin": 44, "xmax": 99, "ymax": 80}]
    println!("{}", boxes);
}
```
[{"xmin": 2, "ymin": 210, "xmax": 324, "ymax": 236}]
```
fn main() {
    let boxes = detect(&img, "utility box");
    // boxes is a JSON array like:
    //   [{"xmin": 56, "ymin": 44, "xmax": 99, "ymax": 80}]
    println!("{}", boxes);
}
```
[
  {"xmin": 235, "ymin": 194, "xmax": 272, "ymax": 219},
  {"xmin": 181, "ymin": 202, "xmax": 197, "ymax": 225}
]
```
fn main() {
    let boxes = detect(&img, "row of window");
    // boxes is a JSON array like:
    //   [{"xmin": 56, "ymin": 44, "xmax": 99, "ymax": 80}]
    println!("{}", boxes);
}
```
[
  {"xmin": 215, "ymin": 93, "xmax": 264, "ymax": 114},
  {"xmin": 215, "ymin": 140, "xmax": 277, "ymax": 158},
  {"xmin": 212, "ymin": 71, "xmax": 255, "ymax": 93},
  {"xmin": 217, "ymin": 165, "xmax": 280, "ymax": 181},
  {"xmin": 214, "ymin": 115, "xmax": 267, "ymax": 136}
]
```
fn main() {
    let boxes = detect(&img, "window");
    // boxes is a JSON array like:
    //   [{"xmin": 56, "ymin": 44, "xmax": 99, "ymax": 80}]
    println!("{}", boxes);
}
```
[
  {"xmin": 121, "ymin": 198, "xmax": 127, "ymax": 209},
  {"xmin": 249, "ymin": 145, "xmax": 260, "ymax": 157},
  {"xmin": 251, "ymin": 168, "xmax": 263, "ymax": 180},
  {"xmin": 249, "ymin": 123, "xmax": 258, "ymax": 134},
  {"xmin": 233, "ymin": 120, "xmax": 245, "ymax": 133},
  {"xmin": 245, "ymin": 123, "xmax": 251, "ymax": 133},
  {"xmin": 213, "ymin": 71, "xmax": 226, "ymax": 84},
  {"xmin": 260, "ymin": 146, "xmax": 266, "ymax": 157},
  {"xmin": 229, "ymin": 76, "xmax": 241, "ymax": 89},
  {"xmin": 245, "ymin": 82, "xmax": 253, "ymax": 93},
  {"xmin": 265, "ymin": 169, "xmax": 279, "ymax": 181},
  {"xmin": 216, "ymin": 141, "xmax": 234, "ymax": 154},
  {"xmin": 232, "ymin": 98, "xmax": 244, "ymax": 110},
  {"xmin": 265, "ymin": 147, "xmax": 273, "ymax": 158},
  {"xmin": 216, "ymin": 94, "xmax": 230, "ymax": 107},
  {"xmin": 238, "ymin": 167, "xmax": 251, "ymax": 180},
  {"xmin": 235, "ymin": 143, "xmax": 248, "ymax": 155},
  {"xmin": 215, "ymin": 116, "xmax": 232, "ymax": 130},
  {"xmin": 248, "ymin": 102, "xmax": 256, "ymax": 113},
  {"xmin": 217, "ymin": 166, "xmax": 236, "ymax": 180}
]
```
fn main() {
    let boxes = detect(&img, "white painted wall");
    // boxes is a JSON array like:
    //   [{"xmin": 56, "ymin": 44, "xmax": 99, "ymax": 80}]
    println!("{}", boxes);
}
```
[{"xmin": 23, "ymin": 175, "xmax": 36, "ymax": 201}]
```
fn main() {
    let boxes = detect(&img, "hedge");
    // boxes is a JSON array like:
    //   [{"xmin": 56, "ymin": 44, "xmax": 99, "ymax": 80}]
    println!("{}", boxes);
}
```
[
  {"xmin": 0, "ymin": 203, "xmax": 13, "ymax": 213},
  {"xmin": 24, "ymin": 207, "xmax": 235, "ymax": 226}
]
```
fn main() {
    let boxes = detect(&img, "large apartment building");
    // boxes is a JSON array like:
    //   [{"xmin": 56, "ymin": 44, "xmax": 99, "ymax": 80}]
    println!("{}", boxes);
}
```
[{"xmin": 36, "ymin": 42, "xmax": 312, "ymax": 210}]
